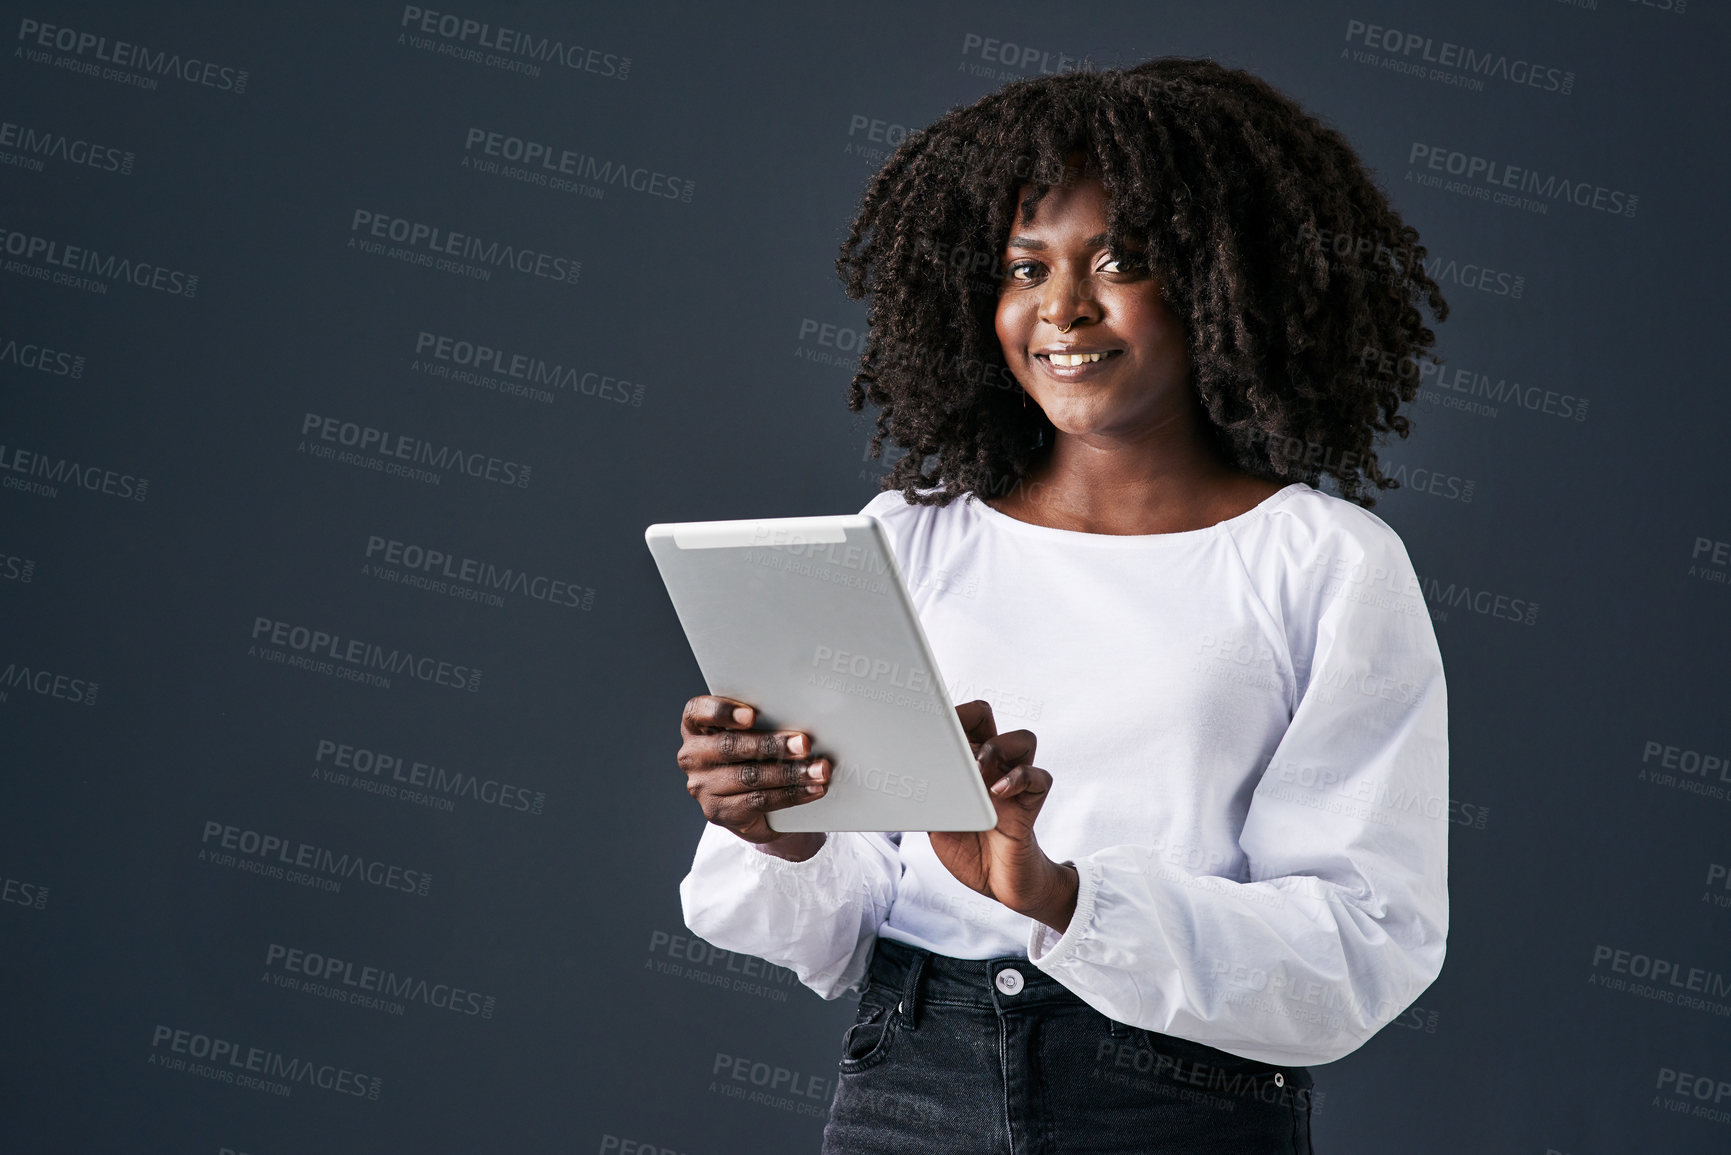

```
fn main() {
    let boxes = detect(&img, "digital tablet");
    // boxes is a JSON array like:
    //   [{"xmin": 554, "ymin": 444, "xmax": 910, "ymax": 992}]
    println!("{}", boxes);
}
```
[{"xmin": 644, "ymin": 513, "xmax": 997, "ymax": 833}]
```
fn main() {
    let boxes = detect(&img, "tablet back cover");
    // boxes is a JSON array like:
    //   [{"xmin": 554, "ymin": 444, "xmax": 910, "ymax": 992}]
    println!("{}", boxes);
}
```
[{"xmin": 645, "ymin": 514, "xmax": 995, "ymax": 833}]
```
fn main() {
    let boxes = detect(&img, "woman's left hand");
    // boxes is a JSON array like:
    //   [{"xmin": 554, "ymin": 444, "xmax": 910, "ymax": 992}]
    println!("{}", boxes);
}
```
[{"xmin": 928, "ymin": 700, "xmax": 1079, "ymax": 934}]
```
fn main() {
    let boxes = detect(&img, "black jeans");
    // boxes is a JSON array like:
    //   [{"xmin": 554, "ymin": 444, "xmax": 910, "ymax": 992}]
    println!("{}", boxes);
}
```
[{"xmin": 821, "ymin": 937, "xmax": 1315, "ymax": 1154}]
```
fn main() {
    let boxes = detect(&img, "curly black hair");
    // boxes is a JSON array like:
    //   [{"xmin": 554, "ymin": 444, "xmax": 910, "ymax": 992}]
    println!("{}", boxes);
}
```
[{"xmin": 837, "ymin": 56, "xmax": 1449, "ymax": 509}]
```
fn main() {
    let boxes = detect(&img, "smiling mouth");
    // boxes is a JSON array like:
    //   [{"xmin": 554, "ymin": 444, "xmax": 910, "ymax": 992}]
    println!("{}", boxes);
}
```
[{"xmin": 1035, "ymin": 350, "xmax": 1122, "ymax": 367}]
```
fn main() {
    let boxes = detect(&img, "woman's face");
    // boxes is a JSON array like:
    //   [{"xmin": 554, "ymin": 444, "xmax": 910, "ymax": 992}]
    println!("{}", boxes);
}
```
[{"xmin": 993, "ymin": 175, "xmax": 1194, "ymax": 445}]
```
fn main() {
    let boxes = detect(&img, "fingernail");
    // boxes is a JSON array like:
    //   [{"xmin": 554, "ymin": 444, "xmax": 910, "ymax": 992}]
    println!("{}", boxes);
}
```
[
  {"xmin": 732, "ymin": 707, "xmax": 752, "ymax": 725},
  {"xmin": 806, "ymin": 783, "xmax": 824, "ymax": 793},
  {"xmin": 806, "ymin": 760, "xmax": 827, "ymax": 782},
  {"xmin": 789, "ymin": 734, "xmax": 808, "ymax": 755},
  {"xmin": 991, "ymin": 778, "xmax": 1010, "ymax": 795}
]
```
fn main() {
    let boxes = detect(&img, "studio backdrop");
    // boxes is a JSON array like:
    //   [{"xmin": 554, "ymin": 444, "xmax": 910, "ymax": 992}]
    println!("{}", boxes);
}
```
[{"xmin": 3, "ymin": 2, "xmax": 1728, "ymax": 1153}]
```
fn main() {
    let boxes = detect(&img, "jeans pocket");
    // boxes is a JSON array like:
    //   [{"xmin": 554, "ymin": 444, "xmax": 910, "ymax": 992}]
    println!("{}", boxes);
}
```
[
  {"xmin": 838, "ymin": 1000, "xmax": 897, "ymax": 1073},
  {"xmin": 1133, "ymin": 1029, "xmax": 1298, "ymax": 1106}
]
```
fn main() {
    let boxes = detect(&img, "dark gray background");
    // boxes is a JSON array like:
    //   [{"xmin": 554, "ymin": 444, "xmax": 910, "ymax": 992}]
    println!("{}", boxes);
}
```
[{"xmin": 3, "ymin": 1, "xmax": 1728, "ymax": 1152}]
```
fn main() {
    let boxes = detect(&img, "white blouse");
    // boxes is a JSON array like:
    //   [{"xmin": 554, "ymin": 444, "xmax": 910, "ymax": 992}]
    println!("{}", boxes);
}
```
[{"xmin": 678, "ymin": 481, "xmax": 1449, "ymax": 1066}]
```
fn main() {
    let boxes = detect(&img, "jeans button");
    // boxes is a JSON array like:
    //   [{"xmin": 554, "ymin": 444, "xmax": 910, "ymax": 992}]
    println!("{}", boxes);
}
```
[{"xmin": 995, "ymin": 967, "xmax": 1025, "ymax": 996}]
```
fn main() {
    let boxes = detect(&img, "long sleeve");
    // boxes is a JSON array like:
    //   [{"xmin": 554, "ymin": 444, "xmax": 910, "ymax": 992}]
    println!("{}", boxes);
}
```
[
  {"xmin": 1025, "ymin": 513, "xmax": 1449, "ymax": 1067},
  {"xmin": 679, "ymin": 823, "xmax": 904, "ymax": 998}
]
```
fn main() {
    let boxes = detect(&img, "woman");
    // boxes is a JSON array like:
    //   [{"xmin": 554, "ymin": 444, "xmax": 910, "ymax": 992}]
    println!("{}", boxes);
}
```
[{"xmin": 676, "ymin": 57, "xmax": 1449, "ymax": 1154}]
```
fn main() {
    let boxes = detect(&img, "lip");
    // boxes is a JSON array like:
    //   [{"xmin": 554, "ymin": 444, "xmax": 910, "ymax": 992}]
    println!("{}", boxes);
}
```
[{"xmin": 1032, "ymin": 347, "xmax": 1123, "ymax": 381}]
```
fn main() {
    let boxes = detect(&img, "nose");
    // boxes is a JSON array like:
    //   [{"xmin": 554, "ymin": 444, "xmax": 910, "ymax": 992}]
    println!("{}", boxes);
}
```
[{"xmin": 1038, "ymin": 265, "xmax": 1101, "ymax": 333}]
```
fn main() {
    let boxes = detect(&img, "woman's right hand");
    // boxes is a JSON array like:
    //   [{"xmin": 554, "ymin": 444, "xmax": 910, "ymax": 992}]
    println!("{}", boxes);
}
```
[{"xmin": 677, "ymin": 694, "xmax": 830, "ymax": 860}]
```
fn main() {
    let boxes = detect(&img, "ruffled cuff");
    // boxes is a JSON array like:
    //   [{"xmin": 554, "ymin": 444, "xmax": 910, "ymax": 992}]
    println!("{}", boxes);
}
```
[{"xmin": 1027, "ymin": 856, "xmax": 1102, "ymax": 968}]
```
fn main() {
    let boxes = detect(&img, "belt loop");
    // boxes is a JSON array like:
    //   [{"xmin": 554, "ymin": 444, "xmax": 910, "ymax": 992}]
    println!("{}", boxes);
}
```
[
  {"xmin": 1109, "ymin": 1018, "xmax": 1130, "ymax": 1039},
  {"xmin": 897, "ymin": 950, "xmax": 928, "ymax": 1032}
]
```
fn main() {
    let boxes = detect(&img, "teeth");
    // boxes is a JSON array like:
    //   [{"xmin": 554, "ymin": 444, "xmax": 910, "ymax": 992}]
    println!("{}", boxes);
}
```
[{"xmin": 1047, "ymin": 352, "xmax": 1107, "ymax": 366}]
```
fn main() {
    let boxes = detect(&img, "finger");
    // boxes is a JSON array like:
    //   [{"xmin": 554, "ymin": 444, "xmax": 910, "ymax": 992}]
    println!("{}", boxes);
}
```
[
  {"xmin": 956, "ymin": 699, "xmax": 997, "ymax": 747},
  {"xmin": 682, "ymin": 695, "xmax": 759, "ymax": 735},
  {"xmin": 686, "ymin": 728, "xmax": 812, "ymax": 767},
  {"xmin": 704, "ymin": 757, "xmax": 830, "ymax": 796},
  {"xmin": 710, "ymin": 782, "xmax": 828, "ymax": 828},
  {"xmin": 975, "ymin": 729, "xmax": 1037, "ymax": 781},
  {"xmin": 990, "ymin": 762, "xmax": 1052, "ymax": 799}
]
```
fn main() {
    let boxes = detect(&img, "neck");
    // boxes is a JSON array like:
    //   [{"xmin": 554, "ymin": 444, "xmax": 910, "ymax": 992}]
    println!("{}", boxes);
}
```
[{"xmin": 995, "ymin": 403, "xmax": 1256, "ymax": 536}]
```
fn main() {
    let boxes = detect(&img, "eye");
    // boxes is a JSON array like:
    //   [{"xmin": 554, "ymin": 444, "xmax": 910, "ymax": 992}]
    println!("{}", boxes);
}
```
[
  {"xmin": 1005, "ymin": 259, "xmax": 1043, "ymax": 281},
  {"xmin": 1099, "ymin": 253, "xmax": 1146, "ymax": 275}
]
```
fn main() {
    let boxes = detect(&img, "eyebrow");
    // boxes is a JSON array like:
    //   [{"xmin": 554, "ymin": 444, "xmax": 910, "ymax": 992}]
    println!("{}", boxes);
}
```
[{"xmin": 1005, "ymin": 232, "xmax": 1110, "ymax": 251}]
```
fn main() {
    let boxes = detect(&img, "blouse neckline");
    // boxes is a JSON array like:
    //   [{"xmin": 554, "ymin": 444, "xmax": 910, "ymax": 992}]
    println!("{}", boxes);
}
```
[{"xmin": 961, "ymin": 482, "xmax": 1308, "ymax": 547}]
